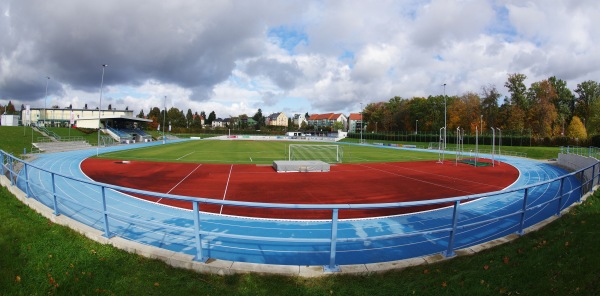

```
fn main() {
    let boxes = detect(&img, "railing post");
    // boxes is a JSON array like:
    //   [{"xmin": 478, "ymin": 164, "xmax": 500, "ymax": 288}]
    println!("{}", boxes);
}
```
[
  {"xmin": 0, "ymin": 151, "xmax": 4, "ymax": 177},
  {"xmin": 592, "ymin": 162, "xmax": 600, "ymax": 189},
  {"xmin": 588, "ymin": 163, "xmax": 597, "ymax": 193},
  {"xmin": 517, "ymin": 188, "xmax": 529, "ymax": 235},
  {"xmin": 9, "ymin": 156, "xmax": 14, "ymax": 186},
  {"xmin": 192, "ymin": 201, "xmax": 208, "ymax": 262},
  {"xmin": 24, "ymin": 163, "xmax": 30, "ymax": 198},
  {"xmin": 324, "ymin": 208, "xmax": 341, "ymax": 272},
  {"xmin": 100, "ymin": 185, "xmax": 112, "ymax": 238},
  {"xmin": 444, "ymin": 201, "xmax": 460, "ymax": 257},
  {"xmin": 578, "ymin": 171, "xmax": 584, "ymax": 202},
  {"xmin": 556, "ymin": 178, "xmax": 564, "ymax": 216},
  {"xmin": 51, "ymin": 173, "xmax": 60, "ymax": 215}
]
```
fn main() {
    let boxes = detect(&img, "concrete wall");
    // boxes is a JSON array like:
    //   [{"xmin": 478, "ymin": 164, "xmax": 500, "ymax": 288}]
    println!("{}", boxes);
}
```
[{"xmin": 558, "ymin": 153, "xmax": 600, "ymax": 189}]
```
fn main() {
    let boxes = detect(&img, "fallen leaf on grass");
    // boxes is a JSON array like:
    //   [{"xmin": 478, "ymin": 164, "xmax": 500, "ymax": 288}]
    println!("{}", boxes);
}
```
[
  {"xmin": 15, "ymin": 275, "xmax": 21, "ymax": 282},
  {"xmin": 502, "ymin": 256, "xmax": 510, "ymax": 264},
  {"xmin": 483, "ymin": 265, "xmax": 490, "ymax": 270}
]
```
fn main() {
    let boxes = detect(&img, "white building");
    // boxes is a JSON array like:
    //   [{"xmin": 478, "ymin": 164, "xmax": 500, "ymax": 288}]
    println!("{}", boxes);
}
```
[
  {"xmin": 20, "ymin": 107, "xmax": 149, "ymax": 129},
  {"xmin": 0, "ymin": 114, "xmax": 20, "ymax": 126}
]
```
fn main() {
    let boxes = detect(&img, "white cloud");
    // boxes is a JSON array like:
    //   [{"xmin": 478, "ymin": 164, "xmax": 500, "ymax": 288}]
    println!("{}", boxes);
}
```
[{"xmin": 1, "ymin": 0, "xmax": 599, "ymax": 117}]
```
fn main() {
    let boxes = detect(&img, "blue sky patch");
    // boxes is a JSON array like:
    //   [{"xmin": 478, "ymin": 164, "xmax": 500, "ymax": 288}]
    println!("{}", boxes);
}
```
[
  {"xmin": 338, "ymin": 50, "xmax": 355, "ymax": 68},
  {"xmin": 486, "ymin": 4, "xmax": 517, "ymax": 42},
  {"xmin": 267, "ymin": 26, "xmax": 308, "ymax": 54}
]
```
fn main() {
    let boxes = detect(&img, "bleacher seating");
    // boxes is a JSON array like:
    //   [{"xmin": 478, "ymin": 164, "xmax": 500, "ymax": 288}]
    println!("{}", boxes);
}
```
[
  {"xmin": 33, "ymin": 141, "xmax": 93, "ymax": 153},
  {"xmin": 106, "ymin": 126, "xmax": 133, "ymax": 142}
]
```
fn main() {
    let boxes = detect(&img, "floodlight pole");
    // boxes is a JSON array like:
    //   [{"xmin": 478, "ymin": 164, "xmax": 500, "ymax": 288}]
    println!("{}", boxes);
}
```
[
  {"xmin": 480, "ymin": 114, "xmax": 483, "ymax": 132},
  {"xmin": 96, "ymin": 64, "xmax": 107, "ymax": 157},
  {"xmin": 443, "ymin": 83, "xmax": 447, "ymax": 149},
  {"xmin": 360, "ymin": 102, "xmax": 363, "ymax": 144},
  {"xmin": 44, "ymin": 76, "xmax": 50, "ymax": 126},
  {"xmin": 496, "ymin": 128, "xmax": 502, "ymax": 156},
  {"xmin": 475, "ymin": 126, "xmax": 478, "ymax": 166},
  {"xmin": 491, "ymin": 127, "xmax": 495, "ymax": 167},
  {"xmin": 162, "ymin": 96, "xmax": 167, "ymax": 144},
  {"xmin": 415, "ymin": 119, "xmax": 418, "ymax": 135}
]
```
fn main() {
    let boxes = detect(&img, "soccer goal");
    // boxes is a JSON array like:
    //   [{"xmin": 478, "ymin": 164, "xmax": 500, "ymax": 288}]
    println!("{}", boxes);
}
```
[{"xmin": 288, "ymin": 144, "xmax": 343, "ymax": 163}]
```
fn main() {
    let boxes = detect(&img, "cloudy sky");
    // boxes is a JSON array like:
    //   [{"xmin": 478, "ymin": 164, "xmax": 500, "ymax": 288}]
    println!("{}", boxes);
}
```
[{"xmin": 1, "ymin": 0, "xmax": 599, "ymax": 118}]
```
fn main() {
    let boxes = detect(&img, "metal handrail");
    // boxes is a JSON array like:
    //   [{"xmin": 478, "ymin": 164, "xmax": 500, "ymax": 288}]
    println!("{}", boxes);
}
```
[{"xmin": 1, "ymin": 149, "xmax": 598, "ymax": 272}]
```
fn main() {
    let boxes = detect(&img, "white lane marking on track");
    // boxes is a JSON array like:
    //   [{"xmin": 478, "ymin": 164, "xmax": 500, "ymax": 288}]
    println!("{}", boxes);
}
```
[
  {"xmin": 164, "ymin": 164, "xmax": 203, "ymax": 195},
  {"xmin": 219, "ymin": 164, "xmax": 234, "ymax": 214},
  {"xmin": 176, "ymin": 151, "xmax": 195, "ymax": 160}
]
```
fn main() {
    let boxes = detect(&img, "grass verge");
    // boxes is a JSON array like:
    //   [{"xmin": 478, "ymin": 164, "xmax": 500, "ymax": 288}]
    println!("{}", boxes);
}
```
[{"xmin": 1, "ymin": 185, "xmax": 599, "ymax": 295}]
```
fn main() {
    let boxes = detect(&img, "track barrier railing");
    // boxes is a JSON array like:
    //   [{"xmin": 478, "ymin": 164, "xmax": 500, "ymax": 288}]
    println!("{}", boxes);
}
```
[{"xmin": 1, "ymin": 149, "xmax": 599, "ymax": 273}]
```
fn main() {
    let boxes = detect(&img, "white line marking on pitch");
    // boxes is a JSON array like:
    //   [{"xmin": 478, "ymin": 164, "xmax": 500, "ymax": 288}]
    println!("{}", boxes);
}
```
[
  {"xmin": 219, "ymin": 164, "xmax": 234, "ymax": 215},
  {"xmin": 176, "ymin": 151, "xmax": 195, "ymax": 160},
  {"xmin": 163, "ymin": 164, "xmax": 203, "ymax": 196}
]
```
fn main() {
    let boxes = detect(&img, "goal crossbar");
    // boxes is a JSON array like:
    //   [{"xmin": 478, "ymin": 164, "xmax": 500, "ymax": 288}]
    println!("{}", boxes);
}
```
[{"xmin": 288, "ymin": 144, "xmax": 342, "ymax": 163}]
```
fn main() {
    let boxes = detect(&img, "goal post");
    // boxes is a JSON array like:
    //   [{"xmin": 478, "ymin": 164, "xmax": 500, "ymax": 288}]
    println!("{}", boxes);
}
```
[{"xmin": 288, "ymin": 144, "xmax": 343, "ymax": 163}]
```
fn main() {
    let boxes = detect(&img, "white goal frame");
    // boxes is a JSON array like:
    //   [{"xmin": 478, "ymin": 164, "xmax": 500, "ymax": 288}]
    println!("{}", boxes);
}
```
[{"xmin": 288, "ymin": 144, "xmax": 343, "ymax": 163}]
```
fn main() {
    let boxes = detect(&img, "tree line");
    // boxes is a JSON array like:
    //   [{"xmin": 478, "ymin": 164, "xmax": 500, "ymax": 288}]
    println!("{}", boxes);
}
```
[
  {"xmin": 136, "ymin": 107, "xmax": 278, "ymax": 131},
  {"xmin": 361, "ymin": 74, "xmax": 598, "ymax": 141}
]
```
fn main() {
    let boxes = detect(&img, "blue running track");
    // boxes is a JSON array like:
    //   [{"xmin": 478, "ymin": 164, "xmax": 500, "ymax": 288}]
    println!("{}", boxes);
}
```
[{"xmin": 12, "ymin": 141, "xmax": 582, "ymax": 266}]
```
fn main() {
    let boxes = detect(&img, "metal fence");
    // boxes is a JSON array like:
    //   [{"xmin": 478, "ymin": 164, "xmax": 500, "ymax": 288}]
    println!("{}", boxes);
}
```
[
  {"xmin": 561, "ymin": 146, "xmax": 600, "ymax": 158},
  {"xmin": 1, "ymin": 149, "xmax": 598, "ymax": 272}
]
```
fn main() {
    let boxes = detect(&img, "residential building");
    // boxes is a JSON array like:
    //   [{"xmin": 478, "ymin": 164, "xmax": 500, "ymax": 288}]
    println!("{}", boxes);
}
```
[
  {"xmin": 192, "ymin": 113, "xmax": 205, "ymax": 125},
  {"xmin": 266, "ymin": 112, "xmax": 288, "ymax": 127},
  {"xmin": 292, "ymin": 113, "xmax": 307, "ymax": 128},
  {"xmin": 348, "ymin": 113, "xmax": 366, "ymax": 133},
  {"xmin": 212, "ymin": 118, "xmax": 230, "ymax": 128},
  {"xmin": 307, "ymin": 113, "xmax": 348, "ymax": 131}
]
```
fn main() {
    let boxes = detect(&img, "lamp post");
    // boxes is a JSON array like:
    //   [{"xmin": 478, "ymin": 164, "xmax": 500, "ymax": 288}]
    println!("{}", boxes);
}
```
[
  {"xmin": 44, "ymin": 76, "xmax": 50, "ymax": 126},
  {"xmin": 496, "ymin": 127, "xmax": 502, "ymax": 156},
  {"xmin": 480, "ymin": 114, "xmax": 483, "ymax": 132},
  {"xmin": 443, "ymin": 83, "xmax": 447, "ymax": 149},
  {"xmin": 360, "ymin": 102, "xmax": 363, "ymax": 144},
  {"xmin": 96, "ymin": 64, "xmax": 107, "ymax": 157},
  {"xmin": 415, "ymin": 119, "xmax": 418, "ymax": 135},
  {"xmin": 162, "ymin": 96, "xmax": 167, "ymax": 144}
]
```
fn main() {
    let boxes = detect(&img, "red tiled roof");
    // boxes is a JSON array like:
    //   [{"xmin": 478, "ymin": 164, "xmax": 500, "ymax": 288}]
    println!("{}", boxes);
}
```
[
  {"xmin": 349, "ymin": 113, "xmax": 362, "ymax": 120},
  {"xmin": 308, "ymin": 113, "xmax": 345, "ymax": 120}
]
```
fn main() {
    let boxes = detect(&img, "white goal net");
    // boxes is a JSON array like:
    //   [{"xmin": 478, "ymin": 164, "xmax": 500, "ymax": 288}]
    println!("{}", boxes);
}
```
[{"xmin": 288, "ymin": 144, "xmax": 343, "ymax": 163}]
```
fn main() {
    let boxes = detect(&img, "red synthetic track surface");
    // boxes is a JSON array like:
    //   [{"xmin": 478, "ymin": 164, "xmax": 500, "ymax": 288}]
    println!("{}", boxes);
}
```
[{"xmin": 81, "ymin": 158, "xmax": 518, "ymax": 219}]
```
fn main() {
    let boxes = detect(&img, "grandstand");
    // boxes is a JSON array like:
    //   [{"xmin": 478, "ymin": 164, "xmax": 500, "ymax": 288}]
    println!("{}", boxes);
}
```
[{"xmin": 105, "ymin": 127, "xmax": 153, "ymax": 143}]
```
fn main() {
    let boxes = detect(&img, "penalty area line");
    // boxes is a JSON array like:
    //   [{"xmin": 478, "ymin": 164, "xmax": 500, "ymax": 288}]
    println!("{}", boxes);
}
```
[
  {"xmin": 219, "ymin": 164, "xmax": 234, "ymax": 215},
  {"xmin": 161, "ymin": 164, "xmax": 203, "ymax": 198},
  {"xmin": 177, "ymin": 151, "xmax": 195, "ymax": 160}
]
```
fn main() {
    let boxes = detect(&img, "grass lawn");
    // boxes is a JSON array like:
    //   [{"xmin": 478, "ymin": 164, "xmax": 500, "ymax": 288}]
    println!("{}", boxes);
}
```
[
  {"xmin": 1, "ymin": 128, "xmax": 599, "ymax": 294},
  {"xmin": 1, "ymin": 185, "xmax": 599, "ymax": 295},
  {"xmin": 339, "ymin": 138, "xmax": 561, "ymax": 160},
  {"xmin": 97, "ymin": 140, "xmax": 441, "ymax": 164},
  {"xmin": 0, "ymin": 126, "xmax": 43, "ymax": 156}
]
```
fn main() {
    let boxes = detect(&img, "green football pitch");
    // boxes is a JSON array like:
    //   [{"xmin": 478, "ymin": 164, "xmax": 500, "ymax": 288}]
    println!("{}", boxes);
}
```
[{"xmin": 97, "ymin": 140, "xmax": 440, "ymax": 164}]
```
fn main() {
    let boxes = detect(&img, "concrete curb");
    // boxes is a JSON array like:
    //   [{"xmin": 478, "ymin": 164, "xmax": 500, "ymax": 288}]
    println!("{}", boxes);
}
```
[{"xmin": 1, "ymin": 174, "xmax": 596, "ymax": 277}]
